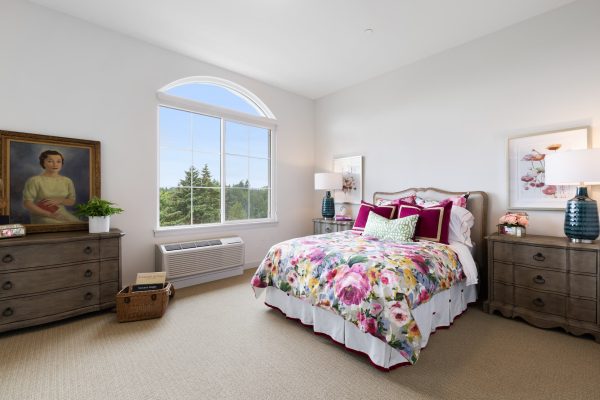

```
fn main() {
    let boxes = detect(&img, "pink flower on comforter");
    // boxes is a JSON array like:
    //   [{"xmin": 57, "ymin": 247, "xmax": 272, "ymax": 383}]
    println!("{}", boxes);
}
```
[{"xmin": 334, "ymin": 264, "xmax": 370, "ymax": 306}]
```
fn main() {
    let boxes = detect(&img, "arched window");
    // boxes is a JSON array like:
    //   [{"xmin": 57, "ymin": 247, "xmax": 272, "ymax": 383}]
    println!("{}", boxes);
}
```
[{"xmin": 157, "ymin": 77, "xmax": 276, "ymax": 230}]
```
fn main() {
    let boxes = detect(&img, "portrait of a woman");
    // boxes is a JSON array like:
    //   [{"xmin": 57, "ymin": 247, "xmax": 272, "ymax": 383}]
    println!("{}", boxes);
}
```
[{"xmin": 23, "ymin": 150, "xmax": 81, "ymax": 224}]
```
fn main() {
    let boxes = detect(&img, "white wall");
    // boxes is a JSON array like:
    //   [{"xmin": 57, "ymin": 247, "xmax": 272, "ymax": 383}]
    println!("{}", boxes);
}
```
[
  {"xmin": 315, "ymin": 0, "xmax": 600, "ymax": 237},
  {"xmin": 0, "ymin": 0, "xmax": 315, "ymax": 285}
]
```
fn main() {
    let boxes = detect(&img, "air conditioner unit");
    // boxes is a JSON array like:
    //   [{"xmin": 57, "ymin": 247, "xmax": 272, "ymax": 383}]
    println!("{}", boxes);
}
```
[{"xmin": 155, "ymin": 237, "xmax": 244, "ymax": 288}]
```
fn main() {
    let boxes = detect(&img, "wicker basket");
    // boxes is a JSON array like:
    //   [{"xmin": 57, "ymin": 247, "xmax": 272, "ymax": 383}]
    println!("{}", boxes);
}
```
[{"xmin": 116, "ymin": 282, "xmax": 175, "ymax": 322}]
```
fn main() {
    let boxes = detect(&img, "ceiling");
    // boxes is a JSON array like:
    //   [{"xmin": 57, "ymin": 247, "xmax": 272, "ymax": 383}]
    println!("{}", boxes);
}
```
[{"xmin": 29, "ymin": 0, "xmax": 576, "ymax": 99}]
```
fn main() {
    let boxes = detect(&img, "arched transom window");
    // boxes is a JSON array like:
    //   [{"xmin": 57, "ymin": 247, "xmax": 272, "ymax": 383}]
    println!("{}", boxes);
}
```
[{"xmin": 157, "ymin": 77, "xmax": 276, "ymax": 229}]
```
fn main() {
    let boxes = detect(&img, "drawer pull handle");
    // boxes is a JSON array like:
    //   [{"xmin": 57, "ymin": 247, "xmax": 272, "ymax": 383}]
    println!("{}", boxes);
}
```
[
  {"xmin": 2, "ymin": 281, "xmax": 12, "ymax": 290},
  {"xmin": 325, "ymin": 226, "xmax": 332, "ymax": 232},
  {"xmin": 533, "ymin": 275, "xmax": 545, "ymax": 284},
  {"xmin": 151, "ymin": 294, "xmax": 157, "ymax": 301},
  {"xmin": 84, "ymin": 269, "xmax": 93, "ymax": 278},
  {"xmin": 83, "ymin": 246, "xmax": 93, "ymax": 255},
  {"xmin": 84, "ymin": 292, "xmax": 93, "ymax": 301},
  {"xmin": 2, "ymin": 307, "xmax": 13, "ymax": 317},
  {"xmin": 532, "ymin": 298, "xmax": 545, "ymax": 307},
  {"xmin": 533, "ymin": 253, "xmax": 545, "ymax": 262},
  {"xmin": 2, "ymin": 254, "xmax": 13, "ymax": 263}
]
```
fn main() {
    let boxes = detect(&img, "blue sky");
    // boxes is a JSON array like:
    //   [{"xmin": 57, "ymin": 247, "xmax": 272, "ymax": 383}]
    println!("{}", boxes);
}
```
[{"xmin": 159, "ymin": 85, "xmax": 269, "ymax": 188}]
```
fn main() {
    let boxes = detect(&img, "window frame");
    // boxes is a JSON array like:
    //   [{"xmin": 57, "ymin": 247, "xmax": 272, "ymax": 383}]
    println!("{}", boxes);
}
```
[{"xmin": 155, "ymin": 79, "xmax": 277, "ymax": 235}]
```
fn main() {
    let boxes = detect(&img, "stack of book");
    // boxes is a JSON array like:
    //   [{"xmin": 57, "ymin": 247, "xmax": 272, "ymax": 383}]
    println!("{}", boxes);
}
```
[{"xmin": 132, "ymin": 272, "xmax": 166, "ymax": 292}]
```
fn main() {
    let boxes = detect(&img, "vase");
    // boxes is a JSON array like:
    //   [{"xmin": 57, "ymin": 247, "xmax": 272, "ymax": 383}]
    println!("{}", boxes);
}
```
[
  {"xmin": 498, "ymin": 224, "xmax": 526, "ymax": 237},
  {"xmin": 89, "ymin": 216, "xmax": 110, "ymax": 233}
]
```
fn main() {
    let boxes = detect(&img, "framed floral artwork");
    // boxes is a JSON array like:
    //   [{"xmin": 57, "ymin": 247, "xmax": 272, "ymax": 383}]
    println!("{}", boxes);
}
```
[
  {"xmin": 333, "ymin": 156, "xmax": 362, "ymax": 204},
  {"xmin": 508, "ymin": 127, "xmax": 590, "ymax": 210},
  {"xmin": 0, "ymin": 130, "xmax": 101, "ymax": 233}
]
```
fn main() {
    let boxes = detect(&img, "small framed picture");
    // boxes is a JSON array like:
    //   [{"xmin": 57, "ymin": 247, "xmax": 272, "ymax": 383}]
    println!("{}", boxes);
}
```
[
  {"xmin": 507, "ymin": 127, "xmax": 589, "ymax": 210},
  {"xmin": 333, "ymin": 156, "xmax": 362, "ymax": 204},
  {"xmin": 0, "ymin": 130, "xmax": 101, "ymax": 233}
]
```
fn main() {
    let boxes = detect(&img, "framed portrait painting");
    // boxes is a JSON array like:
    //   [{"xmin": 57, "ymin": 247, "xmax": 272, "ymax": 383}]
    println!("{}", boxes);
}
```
[
  {"xmin": 508, "ymin": 127, "xmax": 589, "ymax": 210},
  {"xmin": 333, "ymin": 156, "xmax": 362, "ymax": 204},
  {"xmin": 0, "ymin": 130, "xmax": 101, "ymax": 233}
]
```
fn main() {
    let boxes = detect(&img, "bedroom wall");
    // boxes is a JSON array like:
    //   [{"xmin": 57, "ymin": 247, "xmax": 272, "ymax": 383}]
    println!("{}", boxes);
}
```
[
  {"xmin": 314, "ymin": 0, "xmax": 600, "ymax": 237},
  {"xmin": 0, "ymin": 0, "xmax": 315, "ymax": 285}
]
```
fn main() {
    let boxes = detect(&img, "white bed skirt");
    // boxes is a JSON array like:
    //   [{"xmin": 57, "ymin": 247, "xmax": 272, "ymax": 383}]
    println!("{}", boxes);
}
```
[{"xmin": 263, "ymin": 282, "xmax": 477, "ymax": 370}]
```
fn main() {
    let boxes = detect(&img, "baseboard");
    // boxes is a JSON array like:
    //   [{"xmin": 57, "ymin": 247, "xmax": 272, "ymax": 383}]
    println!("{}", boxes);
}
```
[{"xmin": 243, "ymin": 260, "xmax": 261, "ymax": 270}]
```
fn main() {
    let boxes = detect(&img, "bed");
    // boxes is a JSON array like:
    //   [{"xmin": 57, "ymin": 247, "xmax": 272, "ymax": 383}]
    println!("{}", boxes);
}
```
[{"xmin": 251, "ymin": 188, "xmax": 488, "ymax": 370}]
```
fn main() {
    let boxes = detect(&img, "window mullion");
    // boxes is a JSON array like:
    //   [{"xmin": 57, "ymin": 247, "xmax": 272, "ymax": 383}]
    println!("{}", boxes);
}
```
[{"xmin": 220, "ymin": 118, "xmax": 226, "ymax": 223}]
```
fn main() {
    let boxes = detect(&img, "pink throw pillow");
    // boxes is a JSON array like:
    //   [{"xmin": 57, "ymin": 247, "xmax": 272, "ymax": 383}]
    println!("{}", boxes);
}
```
[
  {"xmin": 397, "ymin": 201, "xmax": 453, "ymax": 244},
  {"xmin": 352, "ymin": 201, "xmax": 396, "ymax": 233}
]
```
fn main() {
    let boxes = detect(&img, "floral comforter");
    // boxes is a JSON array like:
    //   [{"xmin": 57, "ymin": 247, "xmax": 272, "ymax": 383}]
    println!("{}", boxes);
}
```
[{"xmin": 251, "ymin": 230, "xmax": 464, "ymax": 364}]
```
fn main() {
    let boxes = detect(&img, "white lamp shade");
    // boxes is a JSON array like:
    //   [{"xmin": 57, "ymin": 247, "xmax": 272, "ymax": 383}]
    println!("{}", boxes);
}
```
[
  {"xmin": 545, "ymin": 148, "xmax": 600, "ymax": 185},
  {"xmin": 314, "ymin": 173, "xmax": 343, "ymax": 190}
]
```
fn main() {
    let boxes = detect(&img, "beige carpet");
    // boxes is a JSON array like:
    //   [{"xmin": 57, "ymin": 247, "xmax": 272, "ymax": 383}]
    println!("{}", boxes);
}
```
[{"xmin": 1, "ymin": 269, "xmax": 599, "ymax": 400}]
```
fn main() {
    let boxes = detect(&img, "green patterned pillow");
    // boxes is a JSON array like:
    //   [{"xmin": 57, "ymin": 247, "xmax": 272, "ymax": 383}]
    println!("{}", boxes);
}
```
[{"xmin": 363, "ymin": 211, "xmax": 419, "ymax": 242}]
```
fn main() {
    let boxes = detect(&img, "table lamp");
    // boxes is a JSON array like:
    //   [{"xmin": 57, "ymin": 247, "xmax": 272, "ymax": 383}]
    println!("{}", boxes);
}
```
[
  {"xmin": 314, "ymin": 173, "xmax": 342, "ymax": 219},
  {"xmin": 545, "ymin": 148, "xmax": 600, "ymax": 243}
]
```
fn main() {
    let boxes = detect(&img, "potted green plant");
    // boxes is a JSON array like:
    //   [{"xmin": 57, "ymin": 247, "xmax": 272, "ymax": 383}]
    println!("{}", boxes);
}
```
[{"xmin": 75, "ymin": 197, "xmax": 124, "ymax": 233}]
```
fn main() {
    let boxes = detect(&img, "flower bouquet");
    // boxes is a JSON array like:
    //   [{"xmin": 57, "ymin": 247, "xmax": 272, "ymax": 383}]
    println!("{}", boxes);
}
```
[{"xmin": 498, "ymin": 212, "xmax": 528, "ymax": 237}]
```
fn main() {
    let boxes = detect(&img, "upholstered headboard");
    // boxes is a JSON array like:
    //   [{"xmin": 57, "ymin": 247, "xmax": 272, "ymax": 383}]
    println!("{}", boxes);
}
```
[{"xmin": 373, "ymin": 188, "xmax": 488, "ymax": 273}]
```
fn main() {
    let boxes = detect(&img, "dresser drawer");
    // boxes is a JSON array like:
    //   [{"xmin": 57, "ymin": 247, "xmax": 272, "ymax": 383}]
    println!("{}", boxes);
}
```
[
  {"xmin": 569, "ymin": 250, "xmax": 597, "ymax": 274},
  {"xmin": 100, "ymin": 260, "xmax": 119, "ymax": 282},
  {"xmin": 0, "ymin": 286, "xmax": 100, "ymax": 325},
  {"xmin": 0, "ymin": 262, "xmax": 99, "ymax": 299},
  {"xmin": 569, "ymin": 274, "xmax": 597, "ymax": 300},
  {"xmin": 493, "ymin": 282, "xmax": 514, "ymax": 304},
  {"xmin": 0, "ymin": 240, "xmax": 99, "ymax": 271},
  {"xmin": 513, "ymin": 245, "xmax": 566, "ymax": 270},
  {"xmin": 100, "ymin": 238, "xmax": 120, "ymax": 259},
  {"xmin": 100, "ymin": 282, "xmax": 119, "ymax": 305},
  {"xmin": 514, "ymin": 266, "xmax": 566, "ymax": 294},
  {"xmin": 515, "ymin": 287, "xmax": 565, "ymax": 316},
  {"xmin": 493, "ymin": 261, "xmax": 513, "ymax": 284},
  {"xmin": 493, "ymin": 242, "xmax": 513, "ymax": 262},
  {"xmin": 567, "ymin": 298, "xmax": 597, "ymax": 323}
]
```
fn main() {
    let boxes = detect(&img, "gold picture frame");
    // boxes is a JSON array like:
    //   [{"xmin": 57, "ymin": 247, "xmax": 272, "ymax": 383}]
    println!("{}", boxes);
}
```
[{"xmin": 0, "ymin": 130, "xmax": 101, "ymax": 233}]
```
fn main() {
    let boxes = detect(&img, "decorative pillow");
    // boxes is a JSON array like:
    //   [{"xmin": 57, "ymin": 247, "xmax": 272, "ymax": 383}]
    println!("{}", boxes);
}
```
[
  {"xmin": 352, "ymin": 201, "xmax": 396, "ymax": 233},
  {"xmin": 363, "ymin": 211, "xmax": 419, "ymax": 242},
  {"xmin": 397, "ymin": 200, "xmax": 453, "ymax": 244},
  {"xmin": 375, "ymin": 194, "xmax": 416, "ymax": 207},
  {"xmin": 415, "ymin": 193, "xmax": 469, "ymax": 209}
]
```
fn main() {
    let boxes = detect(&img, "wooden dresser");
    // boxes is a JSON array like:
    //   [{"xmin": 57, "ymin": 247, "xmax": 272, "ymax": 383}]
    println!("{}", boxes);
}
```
[
  {"xmin": 0, "ymin": 229, "xmax": 123, "ymax": 333},
  {"xmin": 485, "ymin": 233, "xmax": 599, "ymax": 342}
]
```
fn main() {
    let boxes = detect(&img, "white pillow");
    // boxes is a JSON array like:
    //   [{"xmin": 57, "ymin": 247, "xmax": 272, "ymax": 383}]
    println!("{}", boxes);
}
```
[{"xmin": 448, "ymin": 206, "xmax": 475, "ymax": 247}]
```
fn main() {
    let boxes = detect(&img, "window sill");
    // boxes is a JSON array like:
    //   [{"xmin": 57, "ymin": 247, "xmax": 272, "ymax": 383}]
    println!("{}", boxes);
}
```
[{"xmin": 153, "ymin": 219, "xmax": 278, "ymax": 238}]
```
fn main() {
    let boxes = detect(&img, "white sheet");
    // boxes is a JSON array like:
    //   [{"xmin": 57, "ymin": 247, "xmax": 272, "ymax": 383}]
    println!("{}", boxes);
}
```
[{"xmin": 449, "ymin": 241, "xmax": 478, "ymax": 286}]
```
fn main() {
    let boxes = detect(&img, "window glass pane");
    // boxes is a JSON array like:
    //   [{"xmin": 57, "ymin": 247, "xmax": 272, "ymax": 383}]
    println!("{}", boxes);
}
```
[
  {"xmin": 225, "ymin": 155, "xmax": 249, "ymax": 188},
  {"xmin": 225, "ymin": 121, "xmax": 249, "ymax": 156},
  {"xmin": 192, "ymin": 154, "xmax": 221, "ymax": 187},
  {"xmin": 166, "ymin": 83, "xmax": 262, "ymax": 116},
  {"xmin": 192, "ymin": 113, "xmax": 220, "ymax": 154},
  {"xmin": 225, "ymin": 188, "xmax": 248, "ymax": 221},
  {"xmin": 159, "ymin": 107, "xmax": 191, "ymax": 149},
  {"xmin": 249, "ymin": 158, "xmax": 269, "ymax": 189},
  {"xmin": 249, "ymin": 189, "xmax": 269, "ymax": 219},
  {"xmin": 192, "ymin": 188, "xmax": 221, "ymax": 224},
  {"xmin": 159, "ymin": 187, "xmax": 191, "ymax": 227},
  {"xmin": 249, "ymin": 127, "xmax": 270, "ymax": 158},
  {"xmin": 160, "ymin": 149, "xmax": 192, "ymax": 188}
]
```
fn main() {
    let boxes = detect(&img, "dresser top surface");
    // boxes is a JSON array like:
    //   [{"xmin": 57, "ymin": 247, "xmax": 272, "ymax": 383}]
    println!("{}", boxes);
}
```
[
  {"xmin": 0, "ymin": 228, "xmax": 124, "ymax": 247},
  {"xmin": 487, "ymin": 232, "xmax": 599, "ymax": 250},
  {"xmin": 313, "ymin": 218, "xmax": 354, "ymax": 225}
]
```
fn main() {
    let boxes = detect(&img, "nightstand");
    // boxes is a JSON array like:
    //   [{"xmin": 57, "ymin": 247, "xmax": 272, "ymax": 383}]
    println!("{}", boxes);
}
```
[
  {"xmin": 485, "ymin": 233, "xmax": 599, "ymax": 342},
  {"xmin": 312, "ymin": 218, "xmax": 354, "ymax": 235}
]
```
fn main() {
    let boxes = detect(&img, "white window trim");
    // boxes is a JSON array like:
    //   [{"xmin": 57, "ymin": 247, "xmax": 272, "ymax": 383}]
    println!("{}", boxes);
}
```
[{"xmin": 155, "ymin": 78, "xmax": 278, "ymax": 235}]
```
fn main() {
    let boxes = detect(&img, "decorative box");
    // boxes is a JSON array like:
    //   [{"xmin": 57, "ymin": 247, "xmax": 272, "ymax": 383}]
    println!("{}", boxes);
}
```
[
  {"xmin": 0, "ymin": 224, "xmax": 26, "ymax": 239},
  {"xmin": 497, "ymin": 224, "xmax": 526, "ymax": 237}
]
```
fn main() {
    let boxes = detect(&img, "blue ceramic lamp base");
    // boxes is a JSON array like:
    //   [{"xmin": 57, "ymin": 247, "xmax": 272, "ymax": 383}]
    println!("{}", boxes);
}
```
[
  {"xmin": 564, "ymin": 187, "xmax": 599, "ymax": 243},
  {"xmin": 321, "ymin": 191, "xmax": 335, "ymax": 219}
]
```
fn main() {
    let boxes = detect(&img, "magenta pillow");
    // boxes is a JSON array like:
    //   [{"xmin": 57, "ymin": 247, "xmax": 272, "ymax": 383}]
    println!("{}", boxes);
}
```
[
  {"xmin": 352, "ymin": 201, "xmax": 396, "ymax": 233},
  {"xmin": 397, "ymin": 201, "xmax": 453, "ymax": 244}
]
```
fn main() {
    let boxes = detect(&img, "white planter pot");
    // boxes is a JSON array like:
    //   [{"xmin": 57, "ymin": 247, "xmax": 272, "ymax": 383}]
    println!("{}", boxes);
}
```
[{"xmin": 88, "ymin": 216, "xmax": 110, "ymax": 233}]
